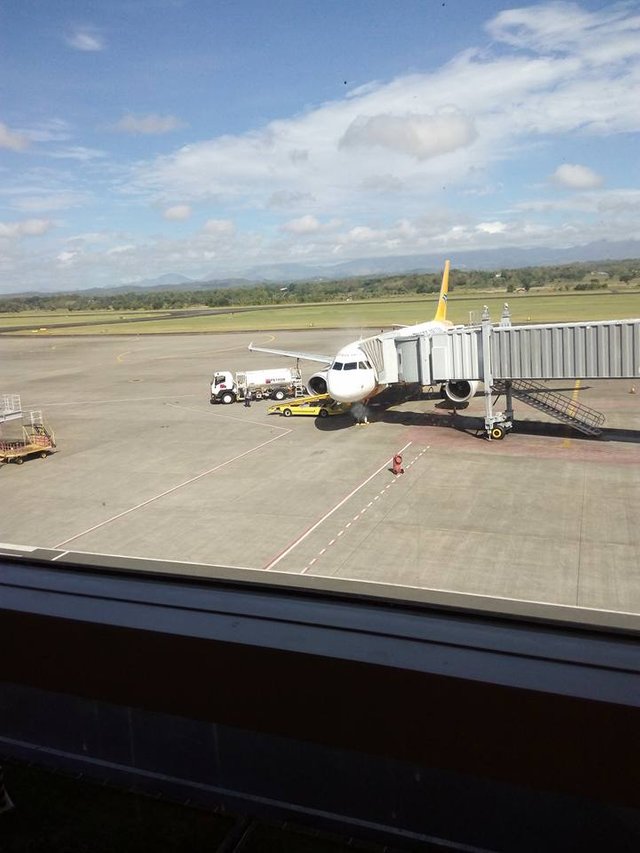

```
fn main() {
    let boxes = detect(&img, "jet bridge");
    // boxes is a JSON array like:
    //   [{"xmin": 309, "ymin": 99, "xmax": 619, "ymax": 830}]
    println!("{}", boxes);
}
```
[{"xmin": 365, "ymin": 309, "xmax": 640, "ymax": 439}]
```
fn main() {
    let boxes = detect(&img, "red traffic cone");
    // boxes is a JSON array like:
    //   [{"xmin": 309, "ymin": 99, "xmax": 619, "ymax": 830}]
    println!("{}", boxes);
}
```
[{"xmin": 392, "ymin": 454, "xmax": 404, "ymax": 475}]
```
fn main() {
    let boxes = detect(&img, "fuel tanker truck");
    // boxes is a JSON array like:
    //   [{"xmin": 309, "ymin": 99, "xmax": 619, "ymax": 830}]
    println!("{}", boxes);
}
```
[{"xmin": 210, "ymin": 367, "xmax": 304, "ymax": 404}]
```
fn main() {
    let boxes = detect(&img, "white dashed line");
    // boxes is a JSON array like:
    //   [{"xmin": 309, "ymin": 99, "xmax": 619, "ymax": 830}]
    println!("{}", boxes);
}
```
[{"xmin": 302, "ymin": 445, "xmax": 430, "ymax": 574}]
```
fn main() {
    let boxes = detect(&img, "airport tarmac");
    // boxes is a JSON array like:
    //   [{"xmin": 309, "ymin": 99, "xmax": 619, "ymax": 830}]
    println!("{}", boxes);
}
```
[{"xmin": 1, "ymin": 331, "xmax": 639, "ymax": 615}]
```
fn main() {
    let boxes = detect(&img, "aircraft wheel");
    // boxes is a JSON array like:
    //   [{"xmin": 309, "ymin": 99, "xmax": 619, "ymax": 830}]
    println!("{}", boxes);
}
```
[{"xmin": 490, "ymin": 425, "xmax": 506, "ymax": 440}]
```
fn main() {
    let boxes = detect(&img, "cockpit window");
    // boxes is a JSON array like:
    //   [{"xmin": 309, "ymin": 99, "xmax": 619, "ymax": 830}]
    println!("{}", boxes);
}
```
[
  {"xmin": 357, "ymin": 362, "xmax": 367, "ymax": 369},
  {"xmin": 332, "ymin": 362, "xmax": 343, "ymax": 370},
  {"xmin": 344, "ymin": 362, "xmax": 357, "ymax": 370}
]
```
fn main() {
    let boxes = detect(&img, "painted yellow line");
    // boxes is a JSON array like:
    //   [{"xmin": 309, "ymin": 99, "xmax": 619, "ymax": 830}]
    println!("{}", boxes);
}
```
[
  {"xmin": 115, "ymin": 334, "xmax": 277, "ymax": 365},
  {"xmin": 150, "ymin": 333, "xmax": 277, "ymax": 362},
  {"xmin": 562, "ymin": 379, "xmax": 582, "ymax": 447}
]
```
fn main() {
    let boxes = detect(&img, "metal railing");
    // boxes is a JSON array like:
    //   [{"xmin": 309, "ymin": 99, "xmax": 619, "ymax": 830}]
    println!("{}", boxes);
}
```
[{"xmin": 495, "ymin": 379, "xmax": 606, "ymax": 435}]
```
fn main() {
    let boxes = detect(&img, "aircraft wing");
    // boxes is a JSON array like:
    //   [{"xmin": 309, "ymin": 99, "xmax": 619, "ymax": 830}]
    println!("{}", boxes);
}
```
[{"xmin": 248, "ymin": 342, "xmax": 333, "ymax": 364}]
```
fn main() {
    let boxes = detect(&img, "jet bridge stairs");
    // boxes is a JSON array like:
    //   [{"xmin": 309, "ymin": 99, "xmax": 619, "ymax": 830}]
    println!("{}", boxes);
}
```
[{"xmin": 493, "ymin": 379, "xmax": 605, "ymax": 437}]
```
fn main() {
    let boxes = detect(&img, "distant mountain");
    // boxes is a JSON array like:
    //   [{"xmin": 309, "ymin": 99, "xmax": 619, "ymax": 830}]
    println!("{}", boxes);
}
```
[
  {"xmin": 4, "ymin": 239, "xmax": 640, "ymax": 298},
  {"xmin": 134, "ymin": 273, "xmax": 196, "ymax": 287},
  {"xmin": 234, "ymin": 239, "xmax": 640, "ymax": 281}
]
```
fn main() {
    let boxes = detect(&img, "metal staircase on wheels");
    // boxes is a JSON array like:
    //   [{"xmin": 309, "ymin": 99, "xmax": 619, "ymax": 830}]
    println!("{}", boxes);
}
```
[{"xmin": 493, "ymin": 379, "xmax": 605, "ymax": 436}]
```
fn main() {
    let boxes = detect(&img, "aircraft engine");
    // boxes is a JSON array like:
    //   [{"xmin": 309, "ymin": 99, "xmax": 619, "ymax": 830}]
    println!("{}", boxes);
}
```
[
  {"xmin": 307, "ymin": 370, "xmax": 328, "ymax": 395},
  {"xmin": 443, "ymin": 380, "xmax": 478, "ymax": 403}
]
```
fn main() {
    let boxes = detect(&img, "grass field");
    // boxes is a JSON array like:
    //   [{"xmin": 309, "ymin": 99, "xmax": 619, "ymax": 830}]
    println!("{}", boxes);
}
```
[
  {"xmin": 0, "ymin": 309, "xmax": 171, "ymax": 329},
  {"xmin": 2, "ymin": 290, "xmax": 640, "ymax": 335}
]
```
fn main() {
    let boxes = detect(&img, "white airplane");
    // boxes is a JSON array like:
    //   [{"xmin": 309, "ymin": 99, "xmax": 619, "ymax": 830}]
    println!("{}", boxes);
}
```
[{"xmin": 249, "ymin": 260, "xmax": 478, "ymax": 407}]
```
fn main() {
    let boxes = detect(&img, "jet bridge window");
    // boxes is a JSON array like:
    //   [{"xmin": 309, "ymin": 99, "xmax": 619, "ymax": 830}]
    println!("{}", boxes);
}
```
[{"xmin": 344, "ymin": 362, "xmax": 357, "ymax": 370}]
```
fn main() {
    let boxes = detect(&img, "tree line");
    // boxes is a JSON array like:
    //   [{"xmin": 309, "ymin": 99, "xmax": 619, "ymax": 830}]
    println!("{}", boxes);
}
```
[{"xmin": 1, "ymin": 259, "xmax": 637, "ymax": 313}]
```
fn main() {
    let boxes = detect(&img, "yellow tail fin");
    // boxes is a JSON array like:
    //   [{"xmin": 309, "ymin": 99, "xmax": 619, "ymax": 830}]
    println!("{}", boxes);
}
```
[{"xmin": 433, "ymin": 259, "xmax": 451, "ymax": 323}]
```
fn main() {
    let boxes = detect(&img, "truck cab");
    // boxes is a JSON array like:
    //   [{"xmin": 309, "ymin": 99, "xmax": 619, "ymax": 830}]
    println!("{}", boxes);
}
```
[{"xmin": 210, "ymin": 371, "xmax": 236, "ymax": 404}]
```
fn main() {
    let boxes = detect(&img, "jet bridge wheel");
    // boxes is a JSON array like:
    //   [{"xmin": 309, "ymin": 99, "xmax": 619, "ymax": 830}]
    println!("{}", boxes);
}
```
[{"xmin": 490, "ymin": 425, "xmax": 506, "ymax": 440}]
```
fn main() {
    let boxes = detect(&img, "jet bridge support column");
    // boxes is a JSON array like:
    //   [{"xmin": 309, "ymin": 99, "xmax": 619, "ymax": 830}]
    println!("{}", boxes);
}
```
[{"xmin": 482, "ymin": 308, "xmax": 513, "ymax": 440}]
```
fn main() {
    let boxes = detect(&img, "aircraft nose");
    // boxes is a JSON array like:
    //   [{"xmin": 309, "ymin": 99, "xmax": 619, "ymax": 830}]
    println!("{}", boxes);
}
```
[{"xmin": 327, "ymin": 371, "xmax": 377, "ymax": 403}]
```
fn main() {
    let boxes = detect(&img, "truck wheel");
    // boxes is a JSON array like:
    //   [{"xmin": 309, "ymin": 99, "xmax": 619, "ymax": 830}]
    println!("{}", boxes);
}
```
[
  {"xmin": 273, "ymin": 390, "xmax": 285, "ymax": 401},
  {"xmin": 283, "ymin": 408, "xmax": 292, "ymax": 417},
  {"xmin": 490, "ymin": 425, "xmax": 506, "ymax": 440},
  {"xmin": 319, "ymin": 408, "xmax": 329, "ymax": 418},
  {"xmin": 221, "ymin": 392, "xmax": 236, "ymax": 405},
  {"xmin": 15, "ymin": 456, "xmax": 24, "ymax": 464}
]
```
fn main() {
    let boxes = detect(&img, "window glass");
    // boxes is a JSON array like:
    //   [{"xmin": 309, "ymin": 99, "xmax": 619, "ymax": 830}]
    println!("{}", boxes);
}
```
[{"xmin": 344, "ymin": 362, "xmax": 357, "ymax": 370}]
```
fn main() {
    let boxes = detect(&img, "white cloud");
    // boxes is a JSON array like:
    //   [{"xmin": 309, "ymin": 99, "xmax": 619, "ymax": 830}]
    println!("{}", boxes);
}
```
[
  {"xmin": 281, "ymin": 215, "xmax": 321, "ymax": 234},
  {"xmin": 280, "ymin": 215, "xmax": 342, "ymax": 236},
  {"xmin": 359, "ymin": 174, "xmax": 404, "ymax": 193},
  {"xmin": 517, "ymin": 188, "xmax": 640, "ymax": 215},
  {"xmin": 551, "ymin": 163, "xmax": 603, "ymax": 189},
  {"xmin": 66, "ymin": 28, "xmax": 104, "ymax": 52},
  {"xmin": 267, "ymin": 190, "xmax": 315, "ymax": 209},
  {"xmin": 4, "ymin": 2, "xmax": 640, "ymax": 292},
  {"xmin": 48, "ymin": 146, "xmax": 106, "ymax": 161},
  {"xmin": 477, "ymin": 221, "xmax": 507, "ymax": 234},
  {"xmin": 0, "ymin": 122, "xmax": 29, "ymax": 151},
  {"xmin": 12, "ymin": 192, "xmax": 88, "ymax": 213},
  {"xmin": 20, "ymin": 119, "xmax": 71, "ymax": 144},
  {"xmin": 487, "ymin": 2, "xmax": 640, "ymax": 63},
  {"xmin": 203, "ymin": 219, "xmax": 235, "ymax": 235},
  {"xmin": 56, "ymin": 250, "xmax": 79, "ymax": 266},
  {"xmin": 112, "ymin": 114, "xmax": 185, "ymax": 135},
  {"xmin": 339, "ymin": 111, "xmax": 477, "ymax": 160},
  {"xmin": 107, "ymin": 244, "xmax": 135, "ymax": 255},
  {"xmin": 136, "ymin": 2, "xmax": 640, "ymax": 224},
  {"xmin": 163, "ymin": 204, "xmax": 192, "ymax": 221},
  {"xmin": 0, "ymin": 219, "xmax": 54, "ymax": 238}
]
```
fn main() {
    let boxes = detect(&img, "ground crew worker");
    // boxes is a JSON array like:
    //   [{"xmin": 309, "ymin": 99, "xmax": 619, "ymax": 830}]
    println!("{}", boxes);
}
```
[{"xmin": 244, "ymin": 389, "xmax": 251, "ymax": 407}]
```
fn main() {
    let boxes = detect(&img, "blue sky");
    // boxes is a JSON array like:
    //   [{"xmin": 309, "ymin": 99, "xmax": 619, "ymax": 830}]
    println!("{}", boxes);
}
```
[{"xmin": 1, "ymin": 0, "xmax": 639, "ymax": 292}]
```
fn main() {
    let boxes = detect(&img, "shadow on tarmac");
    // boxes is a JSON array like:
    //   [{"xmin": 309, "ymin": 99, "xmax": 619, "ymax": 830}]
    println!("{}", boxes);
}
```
[
  {"xmin": 313, "ymin": 414, "xmax": 357, "ymax": 431},
  {"xmin": 313, "ymin": 404, "xmax": 640, "ymax": 444}
]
